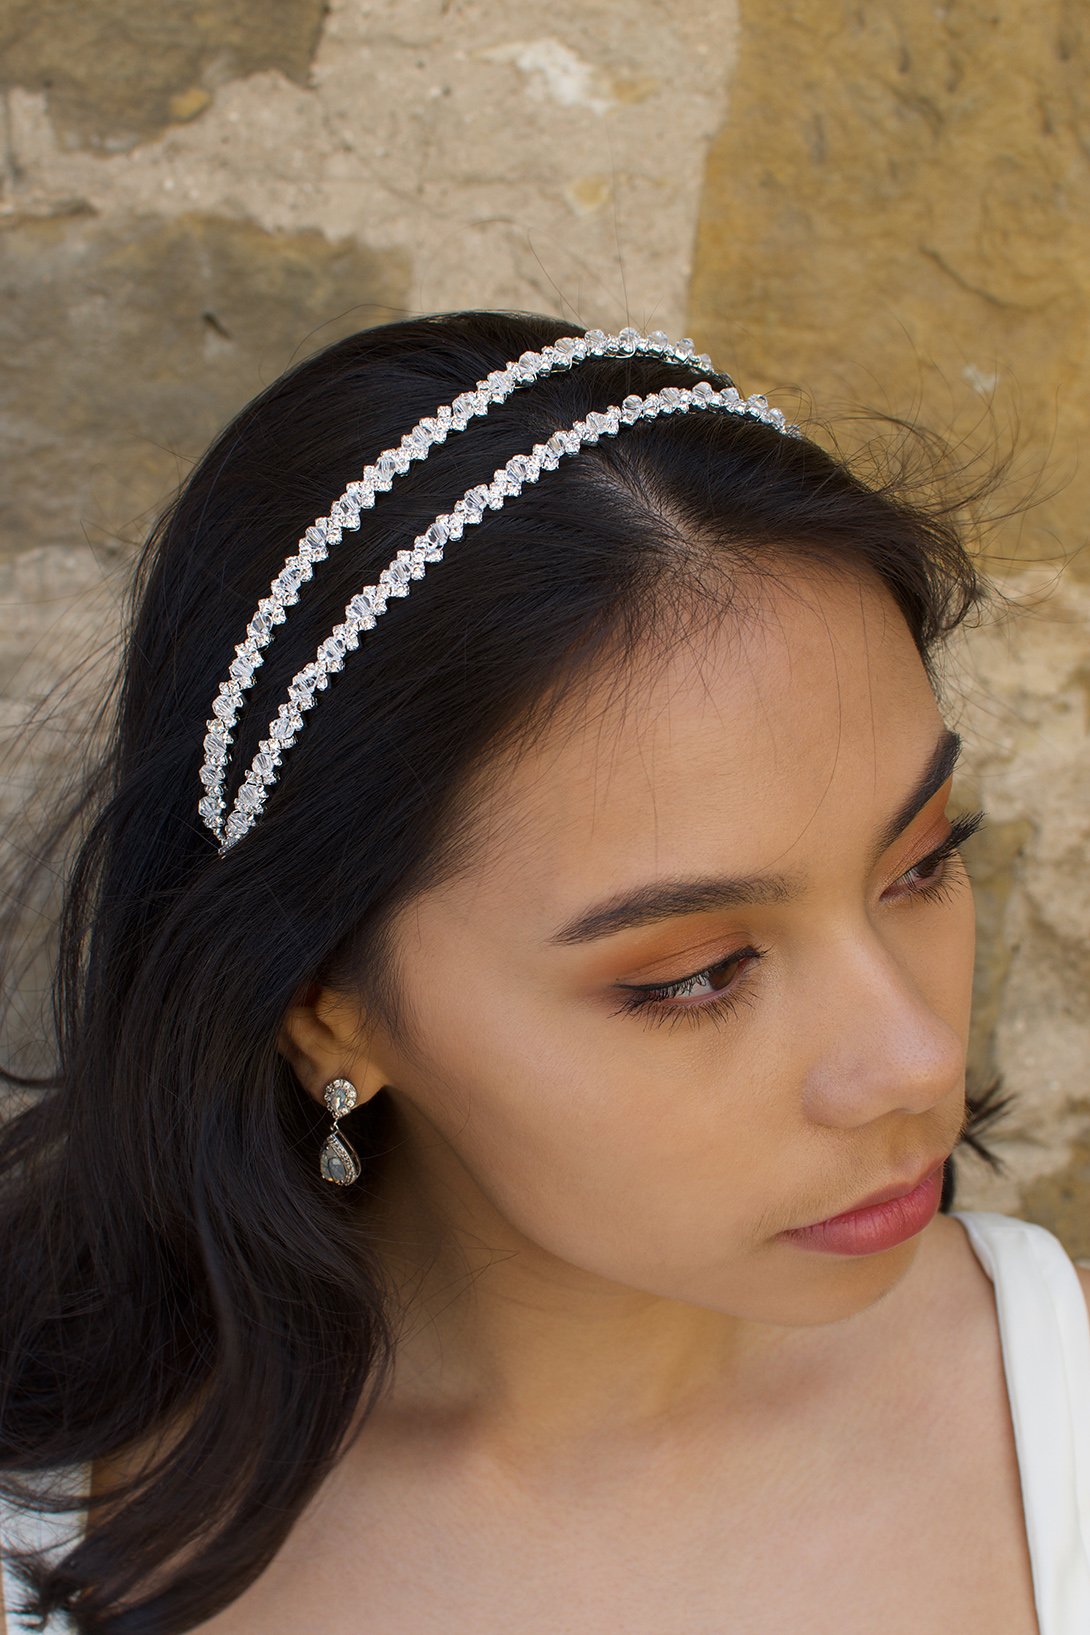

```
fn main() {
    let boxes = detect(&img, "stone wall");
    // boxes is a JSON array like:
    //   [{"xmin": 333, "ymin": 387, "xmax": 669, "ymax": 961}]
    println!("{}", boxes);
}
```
[{"xmin": 2, "ymin": 2, "xmax": 1087, "ymax": 1246}]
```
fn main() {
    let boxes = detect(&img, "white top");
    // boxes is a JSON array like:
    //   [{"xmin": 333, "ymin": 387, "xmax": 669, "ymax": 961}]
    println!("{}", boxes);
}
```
[
  {"xmin": 950, "ymin": 1210, "xmax": 1090, "ymax": 1634},
  {"xmin": 2, "ymin": 1208, "xmax": 1089, "ymax": 1633}
]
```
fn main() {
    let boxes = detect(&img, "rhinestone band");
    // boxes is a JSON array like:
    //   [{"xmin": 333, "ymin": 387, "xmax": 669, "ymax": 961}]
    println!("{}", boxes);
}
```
[
  {"xmin": 211, "ymin": 376, "xmax": 799, "ymax": 855},
  {"xmin": 198, "ymin": 327, "xmax": 733, "ymax": 845}
]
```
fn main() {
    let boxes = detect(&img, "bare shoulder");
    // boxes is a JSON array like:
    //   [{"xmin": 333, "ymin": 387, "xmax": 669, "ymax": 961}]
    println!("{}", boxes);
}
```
[{"xmin": 936, "ymin": 1211, "xmax": 1090, "ymax": 1319}]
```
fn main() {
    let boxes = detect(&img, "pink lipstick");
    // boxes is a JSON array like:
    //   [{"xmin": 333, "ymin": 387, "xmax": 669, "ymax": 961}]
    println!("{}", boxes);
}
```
[{"xmin": 780, "ymin": 1162, "xmax": 945, "ymax": 1255}]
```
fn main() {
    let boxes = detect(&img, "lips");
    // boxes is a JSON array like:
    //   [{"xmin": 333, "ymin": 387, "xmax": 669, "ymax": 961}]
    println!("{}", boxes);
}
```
[{"xmin": 807, "ymin": 1153, "xmax": 950, "ymax": 1227}]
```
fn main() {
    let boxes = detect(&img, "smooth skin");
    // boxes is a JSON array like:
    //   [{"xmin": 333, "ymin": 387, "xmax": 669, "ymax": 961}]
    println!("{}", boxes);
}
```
[
  {"xmin": 8, "ymin": 564, "xmax": 1085, "ymax": 1632},
  {"xmin": 298, "ymin": 564, "xmax": 976, "ymax": 1402}
]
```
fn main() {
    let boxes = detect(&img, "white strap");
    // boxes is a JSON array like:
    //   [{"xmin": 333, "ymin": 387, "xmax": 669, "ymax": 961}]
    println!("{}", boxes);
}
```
[
  {"xmin": 0, "ymin": 1465, "xmax": 90, "ymax": 1633},
  {"xmin": 952, "ymin": 1210, "xmax": 1090, "ymax": 1635}
]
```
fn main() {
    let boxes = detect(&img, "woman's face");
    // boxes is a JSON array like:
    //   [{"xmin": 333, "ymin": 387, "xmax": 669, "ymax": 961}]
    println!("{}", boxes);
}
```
[{"xmin": 308, "ymin": 565, "xmax": 975, "ymax": 1332}]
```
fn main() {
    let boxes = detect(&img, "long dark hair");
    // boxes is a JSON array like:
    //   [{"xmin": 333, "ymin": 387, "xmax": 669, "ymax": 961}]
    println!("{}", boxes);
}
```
[{"xmin": 0, "ymin": 309, "xmax": 1015, "ymax": 1632}]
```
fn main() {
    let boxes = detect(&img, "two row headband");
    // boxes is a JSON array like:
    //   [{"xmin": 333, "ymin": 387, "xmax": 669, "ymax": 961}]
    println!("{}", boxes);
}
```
[{"xmin": 199, "ymin": 326, "xmax": 800, "ymax": 856}]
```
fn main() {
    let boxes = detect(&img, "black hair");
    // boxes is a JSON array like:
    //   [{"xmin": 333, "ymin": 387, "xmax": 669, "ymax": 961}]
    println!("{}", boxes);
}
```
[{"xmin": 0, "ymin": 309, "xmax": 1016, "ymax": 1633}]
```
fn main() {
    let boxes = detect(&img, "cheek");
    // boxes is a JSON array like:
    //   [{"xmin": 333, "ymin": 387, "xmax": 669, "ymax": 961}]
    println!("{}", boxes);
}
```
[
  {"xmin": 902, "ymin": 886, "xmax": 977, "ymax": 1041},
  {"xmin": 395, "ymin": 962, "xmax": 782, "ymax": 1294}
]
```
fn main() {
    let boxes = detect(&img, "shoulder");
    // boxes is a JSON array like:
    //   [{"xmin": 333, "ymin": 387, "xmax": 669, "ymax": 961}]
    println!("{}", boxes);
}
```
[{"xmin": 931, "ymin": 1210, "xmax": 1090, "ymax": 1341}]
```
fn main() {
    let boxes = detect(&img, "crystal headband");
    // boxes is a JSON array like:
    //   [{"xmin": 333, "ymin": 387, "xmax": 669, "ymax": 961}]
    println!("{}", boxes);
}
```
[
  {"xmin": 198, "ymin": 328, "xmax": 799, "ymax": 855},
  {"xmin": 198, "ymin": 326, "xmax": 723, "ymax": 847}
]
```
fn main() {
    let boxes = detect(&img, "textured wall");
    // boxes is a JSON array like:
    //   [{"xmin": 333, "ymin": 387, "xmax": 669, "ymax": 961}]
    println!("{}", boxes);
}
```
[
  {"xmin": 1, "ymin": 2, "xmax": 1087, "ymax": 1244},
  {"xmin": 690, "ymin": 0, "xmax": 1090, "ymax": 581},
  {"xmin": 688, "ymin": 0, "xmax": 1090, "ymax": 1247}
]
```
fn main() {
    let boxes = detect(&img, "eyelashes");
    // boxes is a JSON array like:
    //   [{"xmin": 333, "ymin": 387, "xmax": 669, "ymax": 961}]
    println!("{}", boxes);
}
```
[
  {"xmin": 611, "ymin": 945, "xmax": 765, "ymax": 1031},
  {"xmin": 612, "ymin": 808, "xmax": 986, "ymax": 1032},
  {"xmin": 887, "ymin": 808, "xmax": 984, "ymax": 905}
]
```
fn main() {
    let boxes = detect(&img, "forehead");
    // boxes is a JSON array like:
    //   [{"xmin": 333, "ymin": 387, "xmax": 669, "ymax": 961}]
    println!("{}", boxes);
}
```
[{"xmin": 451, "ymin": 567, "xmax": 943, "ymax": 912}]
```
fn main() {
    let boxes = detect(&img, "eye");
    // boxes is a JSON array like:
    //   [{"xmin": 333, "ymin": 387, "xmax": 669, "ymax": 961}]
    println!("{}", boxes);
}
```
[
  {"xmin": 884, "ymin": 808, "xmax": 985, "ymax": 905},
  {"xmin": 611, "ymin": 945, "xmax": 768, "ymax": 1031},
  {"xmin": 609, "ymin": 810, "xmax": 986, "ymax": 1032}
]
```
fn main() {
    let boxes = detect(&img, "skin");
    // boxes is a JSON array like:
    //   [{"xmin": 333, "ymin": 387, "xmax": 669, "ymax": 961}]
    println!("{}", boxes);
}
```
[{"xmin": 280, "ymin": 562, "xmax": 976, "ymax": 1463}]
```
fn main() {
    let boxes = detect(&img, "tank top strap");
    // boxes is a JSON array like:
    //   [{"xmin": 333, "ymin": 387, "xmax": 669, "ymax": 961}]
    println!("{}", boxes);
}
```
[
  {"xmin": 0, "ymin": 1463, "xmax": 90, "ymax": 1633},
  {"xmin": 951, "ymin": 1209, "xmax": 1090, "ymax": 1635}
]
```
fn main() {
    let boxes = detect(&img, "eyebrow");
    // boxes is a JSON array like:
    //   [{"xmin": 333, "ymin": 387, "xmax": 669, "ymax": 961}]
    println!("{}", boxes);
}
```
[{"xmin": 546, "ymin": 726, "xmax": 963, "ymax": 947}]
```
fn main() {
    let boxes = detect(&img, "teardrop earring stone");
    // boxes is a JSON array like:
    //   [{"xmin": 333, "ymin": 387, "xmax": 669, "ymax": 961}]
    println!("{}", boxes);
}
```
[{"xmin": 320, "ymin": 1128, "xmax": 361, "ymax": 1186}]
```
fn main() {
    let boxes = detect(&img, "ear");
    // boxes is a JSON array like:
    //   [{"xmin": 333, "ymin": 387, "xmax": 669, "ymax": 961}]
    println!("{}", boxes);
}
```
[{"xmin": 277, "ymin": 980, "xmax": 391, "ymax": 1109}]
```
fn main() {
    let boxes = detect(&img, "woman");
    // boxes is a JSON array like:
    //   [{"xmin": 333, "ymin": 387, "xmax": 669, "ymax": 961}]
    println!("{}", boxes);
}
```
[{"xmin": 1, "ymin": 311, "xmax": 1087, "ymax": 1633}]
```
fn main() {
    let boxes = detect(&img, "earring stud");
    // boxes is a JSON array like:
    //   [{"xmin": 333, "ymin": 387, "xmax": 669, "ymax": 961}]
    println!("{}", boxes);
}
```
[{"xmin": 319, "ymin": 1077, "xmax": 361, "ymax": 1185}]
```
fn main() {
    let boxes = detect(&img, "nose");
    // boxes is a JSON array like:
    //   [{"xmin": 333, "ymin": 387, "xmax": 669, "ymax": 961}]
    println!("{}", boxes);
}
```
[{"xmin": 797, "ymin": 923, "xmax": 967, "ymax": 1127}]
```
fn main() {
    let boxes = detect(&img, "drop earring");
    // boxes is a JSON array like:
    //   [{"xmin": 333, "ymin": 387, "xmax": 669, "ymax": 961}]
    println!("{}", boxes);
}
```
[{"xmin": 319, "ymin": 1077, "xmax": 361, "ymax": 1186}]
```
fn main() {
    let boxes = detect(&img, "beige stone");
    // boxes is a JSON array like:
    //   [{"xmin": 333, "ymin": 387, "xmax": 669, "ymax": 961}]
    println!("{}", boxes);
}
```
[
  {"xmin": 689, "ymin": 0, "xmax": 1090, "ymax": 584},
  {"xmin": 0, "ymin": 0, "xmax": 326, "ymax": 150},
  {"xmin": 1, "ymin": 4, "xmax": 733, "ymax": 334},
  {"xmin": 942, "ymin": 570, "xmax": 1090, "ymax": 1232},
  {"xmin": 1020, "ymin": 1108, "xmax": 1090, "ymax": 1262},
  {"xmin": 0, "ymin": 211, "xmax": 408, "ymax": 561},
  {"xmin": 957, "ymin": 811, "xmax": 1034, "ymax": 1107},
  {"xmin": 167, "ymin": 88, "xmax": 213, "ymax": 125}
]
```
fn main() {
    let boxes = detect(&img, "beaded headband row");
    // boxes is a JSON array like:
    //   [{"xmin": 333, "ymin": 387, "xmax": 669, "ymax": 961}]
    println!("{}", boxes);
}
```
[{"xmin": 199, "ymin": 327, "xmax": 799, "ymax": 856}]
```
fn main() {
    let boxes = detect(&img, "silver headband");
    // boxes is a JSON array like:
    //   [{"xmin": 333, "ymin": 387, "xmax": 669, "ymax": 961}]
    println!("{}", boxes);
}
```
[{"xmin": 198, "ymin": 328, "xmax": 799, "ymax": 855}]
